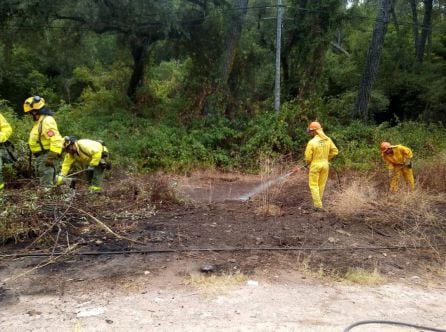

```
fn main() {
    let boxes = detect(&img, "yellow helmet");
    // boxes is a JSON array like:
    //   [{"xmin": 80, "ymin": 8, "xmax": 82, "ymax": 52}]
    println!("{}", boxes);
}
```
[{"xmin": 23, "ymin": 96, "xmax": 45, "ymax": 113}]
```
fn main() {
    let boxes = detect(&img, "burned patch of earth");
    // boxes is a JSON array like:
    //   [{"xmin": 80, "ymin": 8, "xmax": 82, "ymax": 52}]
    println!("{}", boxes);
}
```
[{"xmin": 0, "ymin": 171, "xmax": 445, "ymax": 331}]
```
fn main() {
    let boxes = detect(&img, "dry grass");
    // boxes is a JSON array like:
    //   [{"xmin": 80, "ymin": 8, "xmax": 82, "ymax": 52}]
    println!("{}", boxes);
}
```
[
  {"xmin": 329, "ymin": 178, "xmax": 379, "ymax": 221},
  {"xmin": 417, "ymin": 153, "xmax": 446, "ymax": 192},
  {"xmin": 330, "ymin": 177, "xmax": 445, "ymax": 223},
  {"xmin": 184, "ymin": 272, "xmax": 248, "ymax": 296},
  {"xmin": 330, "ymin": 175, "xmax": 446, "ymax": 247},
  {"xmin": 254, "ymin": 203, "xmax": 283, "ymax": 216},
  {"xmin": 0, "ymin": 174, "xmax": 163, "ymax": 245},
  {"xmin": 343, "ymin": 267, "xmax": 385, "ymax": 285},
  {"xmin": 252, "ymin": 156, "xmax": 292, "ymax": 216}
]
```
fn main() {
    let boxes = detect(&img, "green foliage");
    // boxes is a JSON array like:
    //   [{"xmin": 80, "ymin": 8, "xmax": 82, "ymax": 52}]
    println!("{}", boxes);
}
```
[{"xmin": 331, "ymin": 120, "xmax": 446, "ymax": 171}]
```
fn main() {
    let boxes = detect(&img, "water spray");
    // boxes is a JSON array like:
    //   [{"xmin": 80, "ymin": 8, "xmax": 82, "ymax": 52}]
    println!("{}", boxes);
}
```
[{"xmin": 239, "ymin": 166, "xmax": 304, "ymax": 201}]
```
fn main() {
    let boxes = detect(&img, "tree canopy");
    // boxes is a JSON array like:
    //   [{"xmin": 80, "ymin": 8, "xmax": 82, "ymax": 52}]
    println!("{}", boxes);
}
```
[{"xmin": 0, "ymin": 0, "xmax": 445, "ymax": 123}]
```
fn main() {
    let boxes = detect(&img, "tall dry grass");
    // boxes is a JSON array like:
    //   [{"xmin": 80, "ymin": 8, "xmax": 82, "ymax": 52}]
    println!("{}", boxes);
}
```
[
  {"xmin": 330, "ymin": 174, "xmax": 446, "ymax": 247},
  {"xmin": 416, "ymin": 153, "xmax": 446, "ymax": 193},
  {"xmin": 329, "ymin": 178, "xmax": 379, "ymax": 221},
  {"xmin": 252, "ymin": 156, "xmax": 292, "ymax": 216}
]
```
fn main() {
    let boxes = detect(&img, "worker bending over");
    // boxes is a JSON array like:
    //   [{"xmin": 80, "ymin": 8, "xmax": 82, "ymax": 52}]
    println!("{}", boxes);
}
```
[
  {"xmin": 380, "ymin": 142, "xmax": 415, "ymax": 193},
  {"xmin": 57, "ymin": 137, "xmax": 110, "ymax": 192}
]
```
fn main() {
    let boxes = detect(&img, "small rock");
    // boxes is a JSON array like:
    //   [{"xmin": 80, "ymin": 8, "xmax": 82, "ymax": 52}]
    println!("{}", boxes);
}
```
[
  {"xmin": 77, "ymin": 307, "xmax": 106, "ymax": 318},
  {"xmin": 335, "ymin": 229, "xmax": 351, "ymax": 237},
  {"xmin": 247, "ymin": 280, "xmax": 259, "ymax": 286},
  {"xmin": 328, "ymin": 237, "xmax": 337, "ymax": 243},
  {"xmin": 200, "ymin": 264, "xmax": 216, "ymax": 273},
  {"xmin": 27, "ymin": 310, "xmax": 42, "ymax": 316}
]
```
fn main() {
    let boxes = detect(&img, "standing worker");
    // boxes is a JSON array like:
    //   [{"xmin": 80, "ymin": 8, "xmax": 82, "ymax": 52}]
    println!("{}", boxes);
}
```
[
  {"xmin": 298, "ymin": 121, "xmax": 339, "ymax": 210},
  {"xmin": 0, "ymin": 112, "xmax": 13, "ymax": 201},
  {"xmin": 57, "ymin": 137, "xmax": 110, "ymax": 193},
  {"xmin": 24, "ymin": 96, "xmax": 63, "ymax": 188},
  {"xmin": 380, "ymin": 142, "xmax": 415, "ymax": 193}
]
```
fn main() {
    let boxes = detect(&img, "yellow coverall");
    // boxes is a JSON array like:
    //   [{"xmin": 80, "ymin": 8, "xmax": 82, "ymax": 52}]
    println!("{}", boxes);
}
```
[
  {"xmin": 0, "ymin": 113, "xmax": 13, "ymax": 194},
  {"xmin": 28, "ymin": 115, "xmax": 63, "ymax": 155},
  {"xmin": 60, "ymin": 139, "xmax": 108, "ymax": 191},
  {"xmin": 381, "ymin": 145, "xmax": 414, "ymax": 192},
  {"xmin": 28, "ymin": 114, "xmax": 63, "ymax": 187},
  {"xmin": 304, "ymin": 130, "xmax": 339, "ymax": 208}
]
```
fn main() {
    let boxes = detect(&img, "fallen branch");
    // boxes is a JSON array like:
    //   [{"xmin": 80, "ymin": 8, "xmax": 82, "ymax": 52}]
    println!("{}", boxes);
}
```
[{"xmin": 69, "ymin": 206, "xmax": 143, "ymax": 244}]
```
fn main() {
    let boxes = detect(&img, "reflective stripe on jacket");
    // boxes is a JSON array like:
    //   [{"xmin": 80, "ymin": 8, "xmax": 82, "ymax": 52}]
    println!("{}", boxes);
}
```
[
  {"xmin": 61, "ymin": 139, "xmax": 108, "ymax": 176},
  {"xmin": 0, "ymin": 113, "xmax": 12, "ymax": 143},
  {"xmin": 28, "ymin": 115, "xmax": 63, "ymax": 154},
  {"xmin": 382, "ymin": 145, "xmax": 413, "ymax": 170}
]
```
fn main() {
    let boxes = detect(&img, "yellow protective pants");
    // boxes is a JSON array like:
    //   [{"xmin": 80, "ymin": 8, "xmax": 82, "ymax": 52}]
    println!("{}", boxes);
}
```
[
  {"xmin": 390, "ymin": 165, "xmax": 415, "ymax": 193},
  {"xmin": 308, "ymin": 161, "xmax": 329, "ymax": 208}
]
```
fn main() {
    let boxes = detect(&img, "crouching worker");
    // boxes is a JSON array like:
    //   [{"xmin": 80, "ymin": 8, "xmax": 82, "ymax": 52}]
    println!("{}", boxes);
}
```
[
  {"xmin": 57, "ymin": 137, "xmax": 110, "ymax": 193},
  {"xmin": 380, "ymin": 142, "xmax": 415, "ymax": 193}
]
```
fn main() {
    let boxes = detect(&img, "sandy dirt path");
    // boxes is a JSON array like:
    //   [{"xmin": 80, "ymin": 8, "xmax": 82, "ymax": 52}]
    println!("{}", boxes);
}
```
[{"xmin": 1, "ymin": 256, "xmax": 445, "ymax": 332}]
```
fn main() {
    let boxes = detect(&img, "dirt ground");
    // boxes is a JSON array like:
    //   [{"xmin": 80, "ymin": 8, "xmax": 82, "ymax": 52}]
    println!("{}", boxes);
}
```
[{"xmin": 1, "ymin": 170, "xmax": 445, "ymax": 331}]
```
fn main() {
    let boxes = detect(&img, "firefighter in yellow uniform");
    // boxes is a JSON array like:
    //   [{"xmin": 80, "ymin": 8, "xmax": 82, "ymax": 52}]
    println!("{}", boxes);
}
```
[
  {"xmin": 303, "ymin": 121, "xmax": 339, "ymax": 209},
  {"xmin": 380, "ymin": 142, "xmax": 415, "ymax": 193},
  {"xmin": 23, "ymin": 96, "xmax": 63, "ymax": 188},
  {"xmin": 0, "ymin": 112, "xmax": 13, "ymax": 200},
  {"xmin": 57, "ymin": 137, "xmax": 110, "ymax": 192}
]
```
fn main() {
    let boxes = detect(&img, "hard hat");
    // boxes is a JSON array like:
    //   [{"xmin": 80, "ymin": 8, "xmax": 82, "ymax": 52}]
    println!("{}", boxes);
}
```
[
  {"xmin": 380, "ymin": 142, "xmax": 392, "ymax": 152},
  {"xmin": 23, "ymin": 96, "xmax": 45, "ymax": 113},
  {"xmin": 63, "ymin": 136, "xmax": 77, "ymax": 149},
  {"xmin": 308, "ymin": 121, "xmax": 322, "ymax": 131}
]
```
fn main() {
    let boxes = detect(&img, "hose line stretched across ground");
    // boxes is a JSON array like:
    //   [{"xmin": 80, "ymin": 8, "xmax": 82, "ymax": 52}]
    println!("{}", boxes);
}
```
[
  {"xmin": 1, "ymin": 243, "xmax": 446, "ymax": 258},
  {"xmin": 343, "ymin": 320, "xmax": 446, "ymax": 332}
]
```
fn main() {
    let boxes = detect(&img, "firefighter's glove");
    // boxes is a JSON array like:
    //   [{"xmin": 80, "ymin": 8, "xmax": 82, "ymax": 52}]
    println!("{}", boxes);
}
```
[
  {"xmin": 405, "ymin": 159, "xmax": 412, "ymax": 168},
  {"xmin": 45, "ymin": 151, "xmax": 59, "ymax": 167},
  {"xmin": 388, "ymin": 169, "xmax": 394, "ymax": 178},
  {"xmin": 56, "ymin": 175, "xmax": 64, "ymax": 186},
  {"xmin": 99, "ymin": 159, "xmax": 111, "ymax": 170}
]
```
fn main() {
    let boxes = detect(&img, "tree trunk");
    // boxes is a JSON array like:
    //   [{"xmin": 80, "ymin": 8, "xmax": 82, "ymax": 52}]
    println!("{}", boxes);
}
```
[
  {"xmin": 408, "ymin": 0, "xmax": 420, "ymax": 55},
  {"xmin": 204, "ymin": 0, "xmax": 249, "ymax": 117},
  {"xmin": 416, "ymin": 0, "xmax": 433, "ymax": 63},
  {"xmin": 127, "ymin": 36, "xmax": 149, "ymax": 102},
  {"xmin": 355, "ymin": 0, "xmax": 393, "ymax": 121}
]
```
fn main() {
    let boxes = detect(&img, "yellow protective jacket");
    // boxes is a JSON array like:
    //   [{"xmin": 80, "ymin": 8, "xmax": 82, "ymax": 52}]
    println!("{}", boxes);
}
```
[
  {"xmin": 0, "ymin": 113, "xmax": 12, "ymax": 143},
  {"xmin": 304, "ymin": 133, "xmax": 339, "ymax": 165},
  {"xmin": 382, "ymin": 145, "xmax": 413, "ymax": 170},
  {"xmin": 28, "ymin": 115, "xmax": 63, "ymax": 154},
  {"xmin": 61, "ymin": 139, "xmax": 108, "ymax": 176}
]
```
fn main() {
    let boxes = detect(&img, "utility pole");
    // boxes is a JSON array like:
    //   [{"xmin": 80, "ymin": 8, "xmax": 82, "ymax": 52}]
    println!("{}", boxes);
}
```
[{"xmin": 274, "ymin": 0, "xmax": 284, "ymax": 112}]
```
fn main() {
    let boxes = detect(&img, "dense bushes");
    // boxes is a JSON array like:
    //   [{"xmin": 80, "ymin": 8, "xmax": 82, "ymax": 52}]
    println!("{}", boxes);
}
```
[{"xmin": 2, "ymin": 90, "xmax": 445, "ymax": 174}]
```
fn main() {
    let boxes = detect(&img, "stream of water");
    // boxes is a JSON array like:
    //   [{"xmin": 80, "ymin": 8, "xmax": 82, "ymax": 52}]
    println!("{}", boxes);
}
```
[{"xmin": 238, "ymin": 172, "xmax": 294, "ymax": 201}]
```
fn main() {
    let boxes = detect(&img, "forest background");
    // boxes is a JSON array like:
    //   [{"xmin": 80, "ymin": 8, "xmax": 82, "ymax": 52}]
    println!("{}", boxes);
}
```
[{"xmin": 0, "ymin": 0, "xmax": 445, "ymax": 176}]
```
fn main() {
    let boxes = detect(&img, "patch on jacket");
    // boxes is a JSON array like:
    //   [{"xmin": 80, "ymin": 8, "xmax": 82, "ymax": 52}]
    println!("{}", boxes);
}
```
[{"xmin": 47, "ymin": 130, "xmax": 55, "ymax": 137}]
